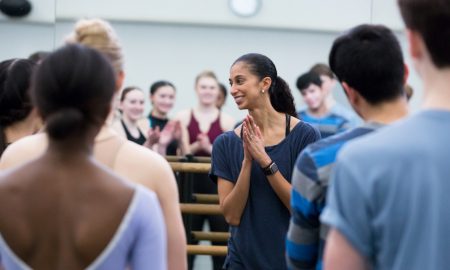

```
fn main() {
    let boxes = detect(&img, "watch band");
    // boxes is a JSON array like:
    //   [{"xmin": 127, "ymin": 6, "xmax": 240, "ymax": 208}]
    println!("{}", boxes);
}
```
[{"xmin": 263, "ymin": 161, "xmax": 279, "ymax": 176}]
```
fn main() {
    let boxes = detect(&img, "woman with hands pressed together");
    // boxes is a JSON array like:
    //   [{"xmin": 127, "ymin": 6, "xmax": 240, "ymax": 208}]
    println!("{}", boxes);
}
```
[
  {"xmin": 210, "ymin": 53, "xmax": 320, "ymax": 269},
  {"xmin": 145, "ymin": 80, "xmax": 184, "ymax": 156},
  {"xmin": 176, "ymin": 70, "xmax": 234, "ymax": 270}
]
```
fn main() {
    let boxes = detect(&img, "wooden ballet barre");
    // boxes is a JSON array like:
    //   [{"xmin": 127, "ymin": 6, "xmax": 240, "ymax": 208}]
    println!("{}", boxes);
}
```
[
  {"xmin": 187, "ymin": 244, "xmax": 228, "ymax": 256},
  {"xmin": 165, "ymin": 155, "xmax": 211, "ymax": 163},
  {"xmin": 180, "ymin": 203, "xmax": 222, "ymax": 215},
  {"xmin": 192, "ymin": 193, "xmax": 220, "ymax": 204},
  {"xmin": 191, "ymin": 231, "xmax": 230, "ymax": 242},
  {"xmin": 169, "ymin": 162, "xmax": 210, "ymax": 174}
]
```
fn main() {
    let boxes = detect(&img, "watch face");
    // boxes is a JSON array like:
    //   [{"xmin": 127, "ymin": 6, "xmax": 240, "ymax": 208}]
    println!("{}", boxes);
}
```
[
  {"xmin": 270, "ymin": 162, "xmax": 278, "ymax": 174},
  {"xmin": 229, "ymin": 0, "xmax": 261, "ymax": 17},
  {"xmin": 264, "ymin": 162, "xmax": 278, "ymax": 175}
]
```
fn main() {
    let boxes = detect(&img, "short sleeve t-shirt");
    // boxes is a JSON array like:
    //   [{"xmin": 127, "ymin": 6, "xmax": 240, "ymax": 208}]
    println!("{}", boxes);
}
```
[
  {"xmin": 321, "ymin": 110, "xmax": 450, "ymax": 270},
  {"xmin": 210, "ymin": 121, "xmax": 320, "ymax": 269}
]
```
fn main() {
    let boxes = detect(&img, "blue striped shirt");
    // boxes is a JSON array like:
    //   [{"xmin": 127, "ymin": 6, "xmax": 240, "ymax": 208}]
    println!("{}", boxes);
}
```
[
  {"xmin": 286, "ymin": 123, "xmax": 383, "ymax": 270},
  {"xmin": 298, "ymin": 110, "xmax": 350, "ymax": 138}
]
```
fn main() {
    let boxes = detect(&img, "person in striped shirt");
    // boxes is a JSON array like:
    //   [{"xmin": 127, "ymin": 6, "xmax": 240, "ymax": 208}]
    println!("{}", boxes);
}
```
[
  {"xmin": 286, "ymin": 24, "xmax": 410, "ymax": 270},
  {"xmin": 296, "ymin": 72, "xmax": 351, "ymax": 138}
]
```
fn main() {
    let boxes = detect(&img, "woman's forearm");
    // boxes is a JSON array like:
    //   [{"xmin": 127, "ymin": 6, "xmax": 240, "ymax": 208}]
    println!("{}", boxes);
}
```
[
  {"xmin": 266, "ymin": 171, "xmax": 292, "ymax": 211},
  {"xmin": 219, "ymin": 160, "xmax": 252, "ymax": 226}
]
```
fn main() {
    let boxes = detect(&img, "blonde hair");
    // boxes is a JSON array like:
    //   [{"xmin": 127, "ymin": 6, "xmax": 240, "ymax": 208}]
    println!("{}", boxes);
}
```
[
  {"xmin": 65, "ymin": 18, "xmax": 124, "ymax": 73},
  {"xmin": 195, "ymin": 70, "xmax": 218, "ymax": 86}
]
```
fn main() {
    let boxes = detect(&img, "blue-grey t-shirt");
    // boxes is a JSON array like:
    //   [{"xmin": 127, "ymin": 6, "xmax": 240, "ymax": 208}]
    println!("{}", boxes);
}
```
[
  {"xmin": 210, "ymin": 121, "xmax": 320, "ymax": 269},
  {"xmin": 321, "ymin": 110, "xmax": 450, "ymax": 270}
]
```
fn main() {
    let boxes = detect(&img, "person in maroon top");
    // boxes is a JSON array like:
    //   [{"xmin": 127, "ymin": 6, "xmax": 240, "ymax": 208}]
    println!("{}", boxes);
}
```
[
  {"xmin": 186, "ymin": 109, "xmax": 224, "ymax": 157},
  {"xmin": 177, "ymin": 70, "xmax": 235, "ymax": 157},
  {"xmin": 176, "ymin": 70, "xmax": 235, "ymax": 270}
]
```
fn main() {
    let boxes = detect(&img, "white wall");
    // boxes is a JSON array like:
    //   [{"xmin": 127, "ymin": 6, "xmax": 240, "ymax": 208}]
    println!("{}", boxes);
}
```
[
  {"xmin": 0, "ymin": 0, "xmax": 55, "ymax": 60},
  {"xmin": 0, "ymin": 22, "xmax": 55, "ymax": 60},
  {"xmin": 1, "ymin": 0, "xmax": 422, "ymax": 122},
  {"xmin": 56, "ymin": 0, "xmax": 374, "ymax": 32},
  {"xmin": 54, "ymin": 20, "xmax": 421, "ymax": 121}
]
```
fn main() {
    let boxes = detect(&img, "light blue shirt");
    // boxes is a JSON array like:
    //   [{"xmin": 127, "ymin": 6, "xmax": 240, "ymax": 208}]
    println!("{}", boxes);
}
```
[{"xmin": 321, "ymin": 110, "xmax": 450, "ymax": 270}]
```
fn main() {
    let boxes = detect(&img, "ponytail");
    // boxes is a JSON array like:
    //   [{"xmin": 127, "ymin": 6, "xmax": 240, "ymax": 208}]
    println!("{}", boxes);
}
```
[
  {"xmin": 269, "ymin": 76, "xmax": 297, "ymax": 117},
  {"xmin": 233, "ymin": 53, "xmax": 297, "ymax": 117},
  {"xmin": 46, "ymin": 108, "xmax": 85, "ymax": 140}
]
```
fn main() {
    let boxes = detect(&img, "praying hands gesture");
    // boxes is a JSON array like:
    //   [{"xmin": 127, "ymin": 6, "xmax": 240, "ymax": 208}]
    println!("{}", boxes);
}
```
[
  {"xmin": 145, "ymin": 120, "xmax": 183, "ymax": 155},
  {"xmin": 242, "ymin": 115, "xmax": 271, "ymax": 168},
  {"xmin": 196, "ymin": 132, "xmax": 212, "ymax": 153},
  {"xmin": 144, "ymin": 126, "xmax": 160, "ymax": 148},
  {"xmin": 159, "ymin": 120, "xmax": 182, "ymax": 147}
]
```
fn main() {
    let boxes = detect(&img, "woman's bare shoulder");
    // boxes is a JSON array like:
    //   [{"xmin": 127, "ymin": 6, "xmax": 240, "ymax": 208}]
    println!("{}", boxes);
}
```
[
  {"xmin": 113, "ymin": 142, "xmax": 173, "ymax": 187},
  {"xmin": 173, "ymin": 109, "xmax": 191, "ymax": 126},
  {"xmin": 0, "ymin": 133, "xmax": 47, "ymax": 170}
]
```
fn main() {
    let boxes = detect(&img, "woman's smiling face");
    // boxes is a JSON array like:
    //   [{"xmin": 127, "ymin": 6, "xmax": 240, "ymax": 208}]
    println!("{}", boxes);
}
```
[
  {"xmin": 151, "ymin": 85, "xmax": 176, "ymax": 115},
  {"xmin": 229, "ymin": 61, "xmax": 264, "ymax": 110}
]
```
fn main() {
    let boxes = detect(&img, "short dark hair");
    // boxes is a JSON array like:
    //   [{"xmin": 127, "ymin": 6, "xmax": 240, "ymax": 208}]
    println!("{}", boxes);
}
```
[
  {"xmin": 309, "ymin": 63, "xmax": 336, "ymax": 79},
  {"xmin": 0, "ymin": 58, "xmax": 36, "ymax": 155},
  {"xmin": 149, "ymin": 80, "xmax": 176, "ymax": 96},
  {"xmin": 329, "ymin": 24, "xmax": 405, "ymax": 105},
  {"xmin": 398, "ymin": 0, "xmax": 450, "ymax": 68},
  {"xmin": 32, "ymin": 44, "xmax": 116, "ymax": 141},
  {"xmin": 296, "ymin": 72, "xmax": 323, "ymax": 93},
  {"xmin": 233, "ymin": 53, "xmax": 296, "ymax": 117}
]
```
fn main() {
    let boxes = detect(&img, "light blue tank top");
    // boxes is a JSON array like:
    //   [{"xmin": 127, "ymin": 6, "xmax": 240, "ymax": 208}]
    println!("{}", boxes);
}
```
[{"xmin": 0, "ymin": 185, "xmax": 167, "ymax": 270}]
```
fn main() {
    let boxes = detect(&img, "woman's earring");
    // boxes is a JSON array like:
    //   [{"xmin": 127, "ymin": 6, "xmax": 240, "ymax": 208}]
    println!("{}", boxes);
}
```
[{"xmin": 261, "ymin": 89, "xmax": 265, "ymax": 94}]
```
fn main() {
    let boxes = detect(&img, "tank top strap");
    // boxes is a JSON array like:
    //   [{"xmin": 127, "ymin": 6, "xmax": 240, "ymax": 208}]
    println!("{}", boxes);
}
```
[
  {"xmin": 207, "ymin": 112, "xmax": 223, "ymax": 140},
  {"xmin": 187, "ymin": 109, "xmax": 201, "ymax": 144},
  {"xmin": 285, "ymin": 114, "xmax": 291, "ymax": 136}
]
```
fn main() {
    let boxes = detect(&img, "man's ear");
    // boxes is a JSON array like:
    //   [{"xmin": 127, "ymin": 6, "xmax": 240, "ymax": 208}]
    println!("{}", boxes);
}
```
[
  {"xmin": 403, "ymin": 63, "xmax": 410, "ymax": 85},
  {"xmin": 342, "ymin": 82, "xmax": 358, "ymax": 106},
  {"xmin": 407, "ymin": 29, "xmax": 424, "ymax": 61}
]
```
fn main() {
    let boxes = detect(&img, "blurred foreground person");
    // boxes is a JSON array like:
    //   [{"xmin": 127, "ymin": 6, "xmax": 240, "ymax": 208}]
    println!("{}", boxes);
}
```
[{"xmin": 0, "ymin": 44, "xmax": 166, "ymax": 269}]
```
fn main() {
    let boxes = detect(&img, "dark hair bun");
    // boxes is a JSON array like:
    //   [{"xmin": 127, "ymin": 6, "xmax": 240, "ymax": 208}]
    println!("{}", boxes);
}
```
[{"xmin": 46, "ymin": 108, "xmax": 84, "ymax": 140}]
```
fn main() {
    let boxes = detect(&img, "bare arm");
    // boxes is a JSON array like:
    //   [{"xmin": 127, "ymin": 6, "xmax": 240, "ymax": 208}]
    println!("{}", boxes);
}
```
[
  {"xmin": 152, "ymin": 160, "xmax": 187, "ymax": 270},
  {"xmin": 266, "ymin": 171, "xmax": 292, "ymax": 211},
  {"xmin": 217, "ymin": 158, "xmax": 252, "ymax": 226},
  {"xmin": 175, "ymin": 111, "xmax": 192, "ymax": 156},
  {"xmin": 323, "ymin": 229, "xmax": 370, "ymax": 270},
  {"xmin": 115, "ymin": 146, "xmax": 187, "ymax": 270}
]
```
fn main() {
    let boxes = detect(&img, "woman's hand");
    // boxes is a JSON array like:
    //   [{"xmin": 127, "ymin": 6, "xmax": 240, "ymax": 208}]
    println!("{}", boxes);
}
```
[
  {"xmin": 197, "ymin": 133, "xmax": 211, "ymax": 152},
  {"xmin": 243, "ymin": 115, "xmax": 271, "ymax": 168},
  {"xmin": 159, "ymin": 121, "xmax": 179, "ymax": 147},
  {"xmin": 241, "ymin": 123, "xmax": 253, "ymax": 162},
  {"xmin": 172, "ymin": 121, "xmax": 183, "ymax": 142},
  {"xmin": 144, "ymin": 126, "xmax": 160, "ymax": 148}
]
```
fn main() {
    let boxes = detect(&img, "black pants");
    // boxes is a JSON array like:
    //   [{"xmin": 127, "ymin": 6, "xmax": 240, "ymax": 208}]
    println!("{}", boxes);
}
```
[{"xmin": 188, "ymin": 173, "xmax": 228, "ymax": 270}]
